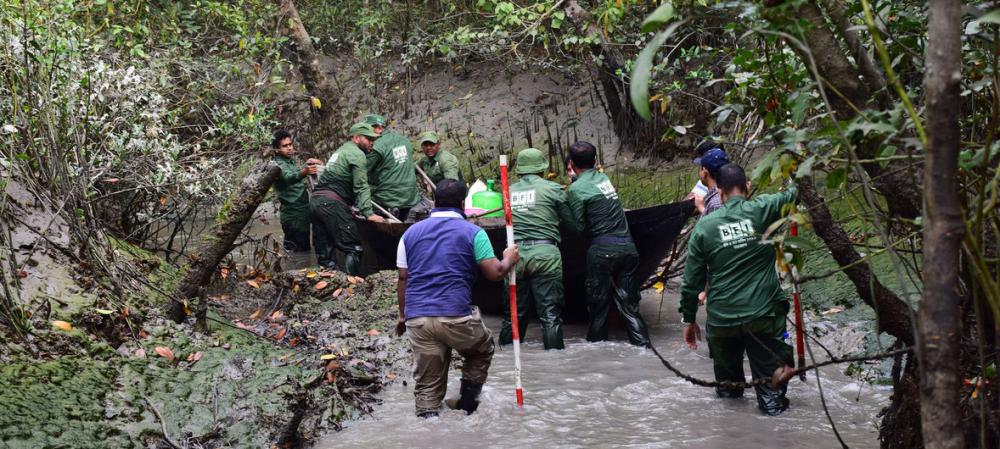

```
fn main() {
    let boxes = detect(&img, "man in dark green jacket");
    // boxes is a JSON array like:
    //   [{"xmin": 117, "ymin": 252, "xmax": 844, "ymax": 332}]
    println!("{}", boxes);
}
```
[
  {"xmin": 271, "ymin": 130, "xmax": 322, "ymax": 251},
  {"xmin": 680, "ymin": 163, "xmax": 796, "ymax": 416},
  {"xmin": 499, "ymin": 148, "xmax": 574, "ymax": 350},
  {"xmin": 416, "ymin": 131, "xmax": 463, "ymax": 184},
  {"xmin": 311, "ymin": 122, "xmax": 385, "ymax": 275},
  {"xmin": 363, "ymin": 114, "xmax": 429, "ymax": 222},
  {"xmin": 565, "ymin": 141, "xmax": 650, "ymax": 347}
]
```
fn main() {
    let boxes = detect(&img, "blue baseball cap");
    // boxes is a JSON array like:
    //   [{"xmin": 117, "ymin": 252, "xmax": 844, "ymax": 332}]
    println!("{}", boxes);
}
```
[{"xmin": 693, "ymin": 148, "xmax": 729, "ymax": 173}]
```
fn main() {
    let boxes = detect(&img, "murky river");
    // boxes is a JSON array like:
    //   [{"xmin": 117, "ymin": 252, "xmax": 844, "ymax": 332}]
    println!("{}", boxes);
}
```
[{"xmin": 316, "ymin": 294, "xmax": 886, "ymax": 449}]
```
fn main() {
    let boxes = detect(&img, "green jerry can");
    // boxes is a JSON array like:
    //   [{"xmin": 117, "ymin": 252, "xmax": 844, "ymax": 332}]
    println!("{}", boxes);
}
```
[{"xmin": 471, "ymin": 179, "xmax": 504, "ymax": 218}]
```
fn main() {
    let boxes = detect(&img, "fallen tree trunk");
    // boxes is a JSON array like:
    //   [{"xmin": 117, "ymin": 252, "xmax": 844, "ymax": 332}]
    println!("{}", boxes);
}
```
[{"xmin": 168, "ymin": 161, "xmax": 281, "ymax": 322}]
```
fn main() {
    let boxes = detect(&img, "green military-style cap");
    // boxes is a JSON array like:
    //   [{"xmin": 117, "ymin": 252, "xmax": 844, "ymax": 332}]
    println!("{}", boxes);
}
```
[
  {"xmin": 363, "ymin": 114, "xmax": 387, "ymax": 127},
  {"xmin": 416, "ymin": 131, "xmax": 439, "ymax": 144},
  {"xmin": 349, "ymin": 122, "xmax": 378, "ymax": 138},
  {"xmin": 515, "ymin": 147, "xmax": 548, "ymax": 175}
]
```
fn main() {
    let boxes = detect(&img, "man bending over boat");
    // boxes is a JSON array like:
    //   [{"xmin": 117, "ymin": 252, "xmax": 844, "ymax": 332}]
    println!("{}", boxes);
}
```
[
  {"xmin": 395, "ymin": 179, "xmax": 519, "ymax": 417},
  {"xmin": 363, "ymin": 114, "xmax": 431, "ymax": 222},
  {"xmin": 679, "ymin": 163, "xmax": 797, "ymax": 416},
  {"xmin": 565, "ymin": 141, "xmax": 651, "ymax": 347},
  {"xmin": 499, "ymin": 148, "xmax": 575, "ymax": 350},
  {"xmin": 310, "ymin": 122, "xmax": 384, "ymax": 275}
]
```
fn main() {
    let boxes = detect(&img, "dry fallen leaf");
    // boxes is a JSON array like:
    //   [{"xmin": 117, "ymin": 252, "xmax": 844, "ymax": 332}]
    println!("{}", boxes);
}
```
[
  {"xmin": 306, "ymin": 271, "xmax": 318, "ymax": 279},
  {"xmin": 332, "ymin": 287, "xmax": 343, "ymax": 298},
  {"xmin": 134, "ymin": 348, "xmax": 146, "ymax": 358},
  {"xmin": 347, "ymin": 276, "xmax": 359, "ymax": 285},
  {"xmin": 219, "ymin": 267, "xmax": 229, "ymax": 279},
  {"xmin": 320, "ymin": 354, "xmax": 337, "ymax": 360},
  {"xmin": 51, "ymin": 320, "xmax": 72, "ymax": 331},
  {"xmin": 367, "ymin": 329, "xmax": 381, "ymax": 336},
  {"xmin": 292, "ymin": 283, "xmax": 301, "ymax": 294},
  {"xmin": 314, "ymin": 281, "xmax": 328, "ymax": 290},
  {"xmin": 249, "ymin": 309, "xmax": 262, "ymax": 320},
  {"xmin": 17, "ymin": 270, "xmax": 27, "ymax": 279},
  {"xmin": 247, "ymin": 279, "xmax": 261, "ymax": 289},
  {"xmin": 155, "ymin": 346, "xmax": 175, "ymax": 362},
  {"xmin": 326, "ymin": 371, "xmax": 335, "ymax": 384},
  {"xmin": 187, "ymin": 351, "xmax": 204, "ymax": 363},
  {"xmin": 269, "ymin": 310, "xmax": 284, "ymax": 321},
  {"xmin": 274, "ymin": 327, "xmax": 287, "ymax": 340}
]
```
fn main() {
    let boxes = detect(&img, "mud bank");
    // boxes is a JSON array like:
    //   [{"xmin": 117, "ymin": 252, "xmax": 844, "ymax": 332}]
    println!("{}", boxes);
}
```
[{"xmin": 0, "ymin": 270, "xmax": 408, "ymax": 448}]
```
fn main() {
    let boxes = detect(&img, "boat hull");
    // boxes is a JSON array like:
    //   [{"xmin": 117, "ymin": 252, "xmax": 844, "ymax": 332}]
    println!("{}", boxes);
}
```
[{"xmin": 356, "ymin": 200, "xmax": 694, "ymax": 320}]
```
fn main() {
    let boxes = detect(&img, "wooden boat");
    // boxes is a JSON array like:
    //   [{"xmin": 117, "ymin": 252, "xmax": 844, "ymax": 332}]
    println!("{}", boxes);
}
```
[{"xmin": 355, "ymin": 200, "xmax": 694, "ymax": 319}]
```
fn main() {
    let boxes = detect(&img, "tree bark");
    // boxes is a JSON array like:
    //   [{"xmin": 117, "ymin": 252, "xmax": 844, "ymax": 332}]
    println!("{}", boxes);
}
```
[
  {"xmin": 918, "ymin": 0, "xmax": 966, "ymax": 447},
  {"xmin": 275, "ymin": 0, "xmax": 340, "ymax": 120},
  {"xmin": 798, "ymin": 179, "xmax": 915, "ymax": 345},
  {"xmin": 818, "ymin": 0, "xmax": 890, "ymax": 109},
  {"xmin": 775, "ymin": 0, "xmax": 923, "ymax": 220},
  {"xmin": 168, "ymin": 161, "xmax": 281, "ymax": 322},
  {"xmin": 563, "ymin": 0, "xmax": 652, "ymax": 150}
]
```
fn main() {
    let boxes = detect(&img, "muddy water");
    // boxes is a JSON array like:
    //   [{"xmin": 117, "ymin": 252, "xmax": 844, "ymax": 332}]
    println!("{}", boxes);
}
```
[{"xmin": 317, "ymin": 294, "xmax": 885, "ymax": 449}]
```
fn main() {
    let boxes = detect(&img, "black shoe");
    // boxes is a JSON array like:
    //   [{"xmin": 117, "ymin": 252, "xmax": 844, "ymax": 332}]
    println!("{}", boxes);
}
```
[
  {"xmin": 417, "ymin": 411, "xmax": 439, "ymax": 419},
  {"xmin": 444, "ymin": 380, "xmax": 484, "ymax": 415},
  {"xmin": 755, "ymin": 384, "xmax": 790, "ymax": 416}
]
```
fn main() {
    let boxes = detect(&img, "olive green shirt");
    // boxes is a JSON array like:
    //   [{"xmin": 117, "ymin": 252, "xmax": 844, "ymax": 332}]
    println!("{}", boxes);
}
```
[
  {"xmin": 565, "ymin": 169, "xmax": 630, "ymax": 238},
  {"xmin": 315, "ymin": 141, "xmax": 374, "ymax": 217},
  {"xmin": 368, "ymin": 131, "xmax": 421, "ymax": 209},
  {"xmin": 680, "ymin": 188, "xmax": 798, "ymax": 327},
  {"xmin": 417, "ymin": 149, "xmax": 462, "ymax": 184},
  {"xmin": 272, "ymin": 155, "xmax": 308, "ymax": 210},
  {"xmin": 510, "ymin": 174, "xmax": 574, "ymax": 243}
]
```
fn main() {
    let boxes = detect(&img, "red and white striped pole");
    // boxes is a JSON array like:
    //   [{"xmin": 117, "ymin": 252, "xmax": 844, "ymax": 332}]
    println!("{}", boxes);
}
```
[
  {"xmin": 790, "ymin": 222, "xmax": 806, "ymax": 379},
  {"xmin": 499, "ymin": 155, "xmax": 524, "ymax": 407}
]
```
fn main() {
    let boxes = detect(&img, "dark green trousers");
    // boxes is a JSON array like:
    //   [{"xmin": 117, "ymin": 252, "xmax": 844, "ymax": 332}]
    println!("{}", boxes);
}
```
[
  {"xmin": 499, "ymin": 244, "xmax": 564, "ymax": 350},
  {"xmin": 707, "ymin": 301, "xmax": 794, "ymax": 415},
  {"xmin": 309, "ymin": 196, "xmax": 363, "ymax": 275},
  {"xmin": 279, "ymin": 204, "xmax": 311, "ymax": 252},
  {"xmin": 585, "ymin": 242, "xmax": 650, "ymax": 346}
]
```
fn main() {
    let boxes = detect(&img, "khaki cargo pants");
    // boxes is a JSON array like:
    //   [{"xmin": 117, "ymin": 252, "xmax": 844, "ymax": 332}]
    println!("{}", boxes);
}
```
[{"xmin": 405, "ymin": 307, "xmax": 495, "ymax": 415}]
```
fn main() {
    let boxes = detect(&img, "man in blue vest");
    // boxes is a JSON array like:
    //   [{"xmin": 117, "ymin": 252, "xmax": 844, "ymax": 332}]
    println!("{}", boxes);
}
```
[{"xmin": 395, "ymin": 179, "xmax": 520, "ymax": 418}]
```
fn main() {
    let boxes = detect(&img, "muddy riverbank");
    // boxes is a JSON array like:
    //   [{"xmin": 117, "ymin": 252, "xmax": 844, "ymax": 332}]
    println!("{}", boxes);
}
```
[{"xmin": 0, "ymin": 267, "xmax": 408, "ymax": 448}]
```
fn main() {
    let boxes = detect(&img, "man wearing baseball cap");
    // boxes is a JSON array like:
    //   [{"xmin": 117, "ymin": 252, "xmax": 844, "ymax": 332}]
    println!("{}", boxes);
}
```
[
  {"xmin": 498, "ymin": 148, "xmax": 574, "ymax": 350},
  {"xmin": 311, "ymin": 122, "xmax": 385, "ymax": 275},
  {"xmin": 693, "ymin": 145, "xmax": 730, "ymax": 218},
  {"xmin": 416, "ymin": 131, "xmax": 464, "ymax": 184},
  {"xmin": 363, "ymin": 114, "xmax": 428, "ymax": 221}
]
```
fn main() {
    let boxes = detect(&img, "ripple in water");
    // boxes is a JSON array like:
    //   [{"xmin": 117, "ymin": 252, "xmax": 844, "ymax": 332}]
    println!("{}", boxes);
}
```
[{"xmin": 317, "ymin": 295, "xmax": 887, "ymax": 449}]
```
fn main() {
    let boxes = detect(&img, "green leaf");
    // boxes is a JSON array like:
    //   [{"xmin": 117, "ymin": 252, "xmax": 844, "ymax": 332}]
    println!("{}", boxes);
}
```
[
  {"xmin": 976, "ymin": 9, "xmax": 1000, "ymax": 25},
  {"xmin": 795, "ymin": 155, "xmax": 816, "ymax": 179},
  {"xmin": 826, "ymin": 168, "xmax": 847, "ymax": 189},
  {"xmin": 878, "ymin": 145, "xmax": 897, "ymax": 169},
  {"xmin": 629, "ymin": 20, "xmax": 685, "ymax": 121},
  {"xmin": 641, "ymin": 3, "xmax": 675, "ymax": 33},
  {"xmin": 785, "ymin": 236, "xmax": 817, "ymax": 251}
]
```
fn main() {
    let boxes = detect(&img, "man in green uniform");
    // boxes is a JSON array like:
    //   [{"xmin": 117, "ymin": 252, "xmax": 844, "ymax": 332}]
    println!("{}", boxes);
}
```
[
  {"xmin": 498, "ymin": 148, "xmax": 574, "ymax": 350},
  {"xmin": 416, "ymin": 131, "xmax": 463, "ymax": 184},
  {"xmin": 311, "ymin": 122, "xmax": 385, "ymax": 275},
  {"xmin": 363, "ymin": 114, "xmax": 429, "ymax": 222},
  {"xmin": 565, "ymin": 141, "xmax": 650, "ymax": 347},
  {"xmin": 271, "ymin": 130, "xmax": 323, "ymax": 251},
  {"xmin": 680, "ymin": 163, "xmax": 797, "ymax": 416}
]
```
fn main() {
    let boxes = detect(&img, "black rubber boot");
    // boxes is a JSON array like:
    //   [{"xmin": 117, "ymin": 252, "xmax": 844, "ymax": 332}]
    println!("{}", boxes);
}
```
[
  {"xmin": 754, "ymin": 383, "xmax": 789, "ymax": 416},
  {"xmin": 417, "ymin": 411, "xmax": 439, "ymax": 419},
  {"xmin": 445, "ymin": 380, "xmax": 484, "ymax": 415},
  {"xmin": 344, "ymin": 251, "xmax": 362, "ymax": 276}
]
